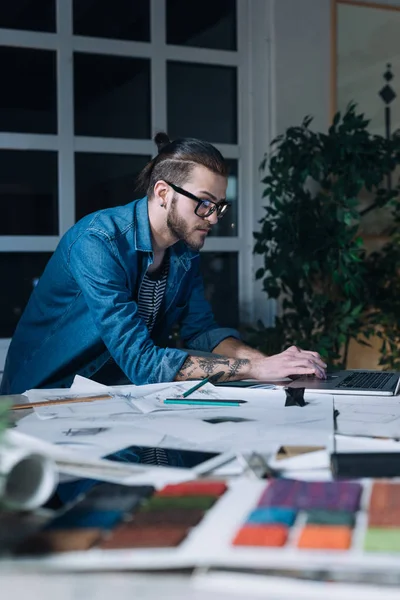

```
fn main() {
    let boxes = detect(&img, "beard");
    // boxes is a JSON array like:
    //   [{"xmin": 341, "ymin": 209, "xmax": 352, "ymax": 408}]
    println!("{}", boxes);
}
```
[{"xmin": 166, "ymin": 194, "xmax": 210, "ymax": 251}]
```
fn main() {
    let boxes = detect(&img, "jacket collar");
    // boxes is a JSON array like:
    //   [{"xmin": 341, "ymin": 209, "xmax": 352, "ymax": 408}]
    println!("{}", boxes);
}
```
[{"xmin": 133, "ymin": 197, "xmax": 198, "ymax": 271}]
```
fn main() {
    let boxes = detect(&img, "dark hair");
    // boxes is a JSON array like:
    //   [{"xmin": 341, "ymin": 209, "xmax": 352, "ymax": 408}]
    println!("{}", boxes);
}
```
[{"xmin": 135, "ymin": 132, "xmax": 228, "ymax": 198}]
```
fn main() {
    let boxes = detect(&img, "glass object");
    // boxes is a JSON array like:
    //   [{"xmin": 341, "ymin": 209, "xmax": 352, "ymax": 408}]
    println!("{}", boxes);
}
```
[
  {"xmin": 209, "ymin": 159, "xmax": 237, "ymax": 237},
  {"xmin": 75, "ymin": 153, "xmax": 150, "ymax": 220},
  {"xmin": 0, "ymin": 252, "xmax": 53, "ymax": 338},
  {"xmin": 0, "ymin": 150, "xmax": 58, "ymax": 235},
  {"xmin": 167, "ymin": 62, "xmax": 237, "ymax": 143},
  {"xmin": 73, "ymin": 0, "xmax": 150, "ymax": 42},
  {"xmin": 0, "ymin": 0, "xmax": 55, "ymax": 32},
  {"xmin": 0, "ymin": 47, "xmax": 57, "ymax": 134},
  {"xmin": 166, "ymin": 182, "xmax": 231, "ymax": 218},
  {"xmin": 74, "ymin": 53, "xmax": 151, "ymax": 139},
  {"xmin": 166, "ymin": 0, "xmax": 236, "ymax": 50},
  {"xmin": 200, "ymin": 252, "xmax": 239, "ymax": 328}
]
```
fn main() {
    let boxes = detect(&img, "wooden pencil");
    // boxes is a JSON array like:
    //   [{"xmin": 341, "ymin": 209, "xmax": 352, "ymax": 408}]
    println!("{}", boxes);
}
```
[{"xmin": 11, "ymin": 394, "xmax": 113, "ymax": 411}]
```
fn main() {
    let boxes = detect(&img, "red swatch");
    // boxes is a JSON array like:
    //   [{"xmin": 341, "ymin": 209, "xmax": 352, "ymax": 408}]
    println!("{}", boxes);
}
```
[
  {"xmin": 232, "ymin": 524, "xmax": 288, "ymax": 547},
  {"xmin": 157, "ymin": 481, "xmax": 227, "ymax": 497}
]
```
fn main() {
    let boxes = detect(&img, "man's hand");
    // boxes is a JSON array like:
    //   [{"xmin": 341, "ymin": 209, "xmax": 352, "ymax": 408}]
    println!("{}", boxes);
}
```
[
  {"xmin": 175, "ymin": 345, "xmax": 326, "ymax": 382},
  {"xmin": 250, "ymin": 346, "xmax": 327, "ymax": 380}
]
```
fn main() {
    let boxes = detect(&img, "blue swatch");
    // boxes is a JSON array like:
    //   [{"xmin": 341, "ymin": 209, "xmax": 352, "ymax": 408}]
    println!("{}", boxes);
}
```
[
  {"xmin": 246, "ymin": 507, "xmax": 297, "ymax": 526},
  {"xmin": 45, "ymin": 509, "xmax": 123, "ymax": 530}
]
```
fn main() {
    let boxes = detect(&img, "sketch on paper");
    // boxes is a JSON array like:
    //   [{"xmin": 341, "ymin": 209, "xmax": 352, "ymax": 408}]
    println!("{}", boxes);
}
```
[{"xmin": 62, "ymin": 427, "xmax": 110, "ymax": 437}]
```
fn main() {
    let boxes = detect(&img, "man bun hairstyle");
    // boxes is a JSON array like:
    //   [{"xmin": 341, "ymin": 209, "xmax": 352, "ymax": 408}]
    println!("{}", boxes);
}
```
[
  {"xmin": 135, "ymin": 132, "xmax": 228, "ymax": 198},
  {"xmin": 154, "ymin": 131, "xmax": 171, "ymax": 152}
]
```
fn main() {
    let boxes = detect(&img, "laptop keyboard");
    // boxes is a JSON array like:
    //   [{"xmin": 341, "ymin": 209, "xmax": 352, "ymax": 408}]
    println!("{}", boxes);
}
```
[{"xmin": 337, "ymin": 371, "xmax": 394, "ymax": 390}]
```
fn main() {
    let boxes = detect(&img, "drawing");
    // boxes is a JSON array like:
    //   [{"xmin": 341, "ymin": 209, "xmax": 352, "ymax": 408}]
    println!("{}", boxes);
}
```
[{"xmin": 62, "ymin": 427, "xmax": 110, "ymax": 436}]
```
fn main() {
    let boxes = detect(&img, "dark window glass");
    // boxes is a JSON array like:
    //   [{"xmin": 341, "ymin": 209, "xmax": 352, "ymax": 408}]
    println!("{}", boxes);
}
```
[
  {"xmin": 200, "ymin": 252, "xmax": 238, "ymax": 328},
  {"xmin": 74, "ymin": 53, "xmax": 151, "ymax": 139},
  {"xmin": 0, "ymin": 0, "xmax": 55, "ymax": 32},
  {"xmin": 209, "ymin": 159, "xmax": 237, "ymax": 238},
  {"xmin": 167, "ymin": 0, "xmax": 236, "ymax": 50},
  {"xmin": 73, "ymin": 0, "xmax": 150, "ymax": 41},
  {"xmin": 0, "ymin": 47, "xmax": 57, "ymax": 134},
  {"xmin": 0, "ymin": 252, "xmax": 53, "ymax": 338},
  {"xmin": 167, "ymin": 62, "xmax": 237, "ymax": 143},
  {"xmin": 0, "ymin": 150, "xmax": 58, "ymax": 235},
  {"xmin": 75, "ymin": 153, "xmax": 150, "ymax": 220}
]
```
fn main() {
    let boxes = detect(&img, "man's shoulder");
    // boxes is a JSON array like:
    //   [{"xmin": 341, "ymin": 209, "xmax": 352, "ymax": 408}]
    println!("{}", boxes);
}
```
[
  {"xmin": 65, "ymin": 199, "xmax": 147, "ymax": 245},
  {"xmin": 84, "ymin": 201, "xmax": 137, "ymax": 239}
]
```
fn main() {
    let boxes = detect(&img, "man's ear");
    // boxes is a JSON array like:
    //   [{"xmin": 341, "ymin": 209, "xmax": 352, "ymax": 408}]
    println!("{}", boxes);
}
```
[{"xmin": 153, "ymin": 180, "xmax": 169, "ymax": 208}]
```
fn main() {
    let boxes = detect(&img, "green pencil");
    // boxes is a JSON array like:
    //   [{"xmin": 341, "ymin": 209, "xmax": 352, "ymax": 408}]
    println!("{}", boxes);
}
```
[{"xmin": 182, "ymin": 371, "xmax": 225, "ymax": 398}]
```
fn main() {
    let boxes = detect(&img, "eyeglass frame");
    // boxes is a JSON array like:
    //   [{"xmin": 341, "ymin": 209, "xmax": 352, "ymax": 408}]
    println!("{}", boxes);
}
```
[{"xmin": 164, "ymin": 181, "xmax": 231, "ymax": 219}]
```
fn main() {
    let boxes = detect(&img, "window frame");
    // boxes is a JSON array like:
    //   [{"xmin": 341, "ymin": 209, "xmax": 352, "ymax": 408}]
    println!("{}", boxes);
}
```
[{"xmin": 0, "ymin": 0, "xmax": 273, "ymax": 351}]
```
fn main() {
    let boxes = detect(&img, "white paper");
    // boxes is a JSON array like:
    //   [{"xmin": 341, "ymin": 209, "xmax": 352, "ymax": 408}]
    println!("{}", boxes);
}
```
[
  {"xmin": 16, "ymin": 412, "xmax": 165, "ymax": 458},
  {"xmin": 6, "ymin": 429, "xmax": 195, "ymax": 488},
  {"xmin": 335, "ymin": 395, "xmax": 400, "ymax": 438}
]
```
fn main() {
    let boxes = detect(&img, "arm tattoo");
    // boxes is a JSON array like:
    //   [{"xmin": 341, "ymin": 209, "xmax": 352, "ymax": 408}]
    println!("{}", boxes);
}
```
[
  {"xmin": 177, "ymin": 356, "xmax": 195, "ymax": 379},
  {"xmin": 177, "ymin": 355, "xmax": 249, "ymax": 381},
  {"xmin": 198, "ymin": 357, "xmax": 230, "ymax": 377},
  {"xmin": 227, "ymin": 358, "xmax": 249, "ymax": 380}
]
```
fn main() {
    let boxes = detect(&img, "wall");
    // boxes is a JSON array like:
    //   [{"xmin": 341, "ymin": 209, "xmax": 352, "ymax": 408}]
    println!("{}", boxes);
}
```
[
  {"xmin": 271, "ymin": 0, "xmax": 400, "ymax": 368},
  {"xmin": 273, "ymin": 0, "xmax": 331, "ymax": 136}
]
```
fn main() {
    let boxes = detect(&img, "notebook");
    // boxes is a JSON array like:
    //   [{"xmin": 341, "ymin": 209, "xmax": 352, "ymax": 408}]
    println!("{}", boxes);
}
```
[{"xmin": 287, "ymin": 370, "xmax": 400, "ymax": 396}]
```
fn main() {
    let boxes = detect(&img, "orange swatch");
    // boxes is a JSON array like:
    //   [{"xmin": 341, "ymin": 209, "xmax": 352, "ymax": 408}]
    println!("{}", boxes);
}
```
[
  {"xmin": 232, "ymin": 524, "xmax": 288, "ymax": 547},
  {"xmin": 297, "ymin": 525, "xmax": 352, "ymax": 550}
]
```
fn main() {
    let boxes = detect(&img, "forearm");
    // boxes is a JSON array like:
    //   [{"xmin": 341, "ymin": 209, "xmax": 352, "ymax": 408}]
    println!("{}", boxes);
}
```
[
  {"xmin": 174, "ymin": 354, "xmax": 252, "ymax": 382},
  {"xmin": 212, "ymin": 337, "xmax": 266, "ymax": 361}
]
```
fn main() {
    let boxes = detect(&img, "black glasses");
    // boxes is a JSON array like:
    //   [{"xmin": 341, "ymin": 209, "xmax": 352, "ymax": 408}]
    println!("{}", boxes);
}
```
[{"xmin": 165, "ymin": 181, "xmax": 231, "ymax": 219}]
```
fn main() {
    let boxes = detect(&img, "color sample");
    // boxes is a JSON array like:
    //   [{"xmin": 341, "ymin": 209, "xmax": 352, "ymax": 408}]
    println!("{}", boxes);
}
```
[
  {"xmin": 368, "ymin": 510, "xmax": 400, "ymax": 528},
  {"xmin": 141, "ymin": 495, "xmax": 216, "ymax": 511},
  {"xmin": 233, "ymin": 524, "xmax": 288, "ymax": 547},
  {"xmin": 157, "ymin": 481, "xmax": 227, "ymax": 497},
  {"xmin": 246, "ymin": 507, "xmax": 297, "ymax": 526},
  {"xmin": 44, "ymin": 508, "xmax": 123, "ymax": 530},
  {"xmin": 258, "ymin": 479, "xmax": 362, "ymax": 512},
  {"xmin": 15, "ymin": 528, "xmax": 102, "ymax": 555},
  {"xmin": 364, "ymin": 528, "xmax": 400, "ymax": 553},
  {"xmin": 369, "ymin": 482, "xmax": 400, "ymax": 513},
  {"xmin": 297, "ymin": 525, "xmax": 352, "ymax": 550},
  {"xmin": 306, "ymin": 509, "xmax": 355, "ymax": 527},
  {"xmin": 13, "ymin": 480, "xmax": 228, "ymax": 555},
  {"xmin": 99, "ymin": 525, "xmax": 189, "ymax": 549},
  {"xmin": 131, "ymin": 507, "xmax": 204, "ymax": 527}
]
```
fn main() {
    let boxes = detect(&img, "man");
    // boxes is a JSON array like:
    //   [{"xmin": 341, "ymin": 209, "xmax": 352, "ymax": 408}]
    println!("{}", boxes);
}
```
[{"xmin": 1, "ymin": 133, "xmax": 326, "ymax": 395}]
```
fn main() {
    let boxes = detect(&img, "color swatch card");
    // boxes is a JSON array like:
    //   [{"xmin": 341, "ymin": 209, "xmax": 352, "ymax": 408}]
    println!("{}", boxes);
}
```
[
  {"xmin": 190, "ymin": 477, "xmax": 400, "ymax": 575},
  {"xmin": 11, "ymin": 480, "xmax": 229, "ymax": 570},
  {"xmin": 8, "ymin": 477, "xmax": 400, "ymax": 575}
]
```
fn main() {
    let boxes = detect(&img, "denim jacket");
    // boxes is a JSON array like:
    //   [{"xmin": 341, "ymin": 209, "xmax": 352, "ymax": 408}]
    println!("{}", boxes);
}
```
[{"xmin": 1, "ymin": 197, "xmax": 240, "ymax": 394}]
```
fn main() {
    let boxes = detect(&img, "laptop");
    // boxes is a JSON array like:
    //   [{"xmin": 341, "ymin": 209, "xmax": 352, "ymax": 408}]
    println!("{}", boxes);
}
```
[{"xmin": 287, "ymin": 370, "xmax": 400, "ymax": 396}]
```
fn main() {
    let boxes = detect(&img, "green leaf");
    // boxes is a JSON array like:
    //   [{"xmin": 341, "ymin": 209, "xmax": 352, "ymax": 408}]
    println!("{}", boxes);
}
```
[{"xmin": 255, "ymin": 268, "xmax": 265, "ymax": 280}]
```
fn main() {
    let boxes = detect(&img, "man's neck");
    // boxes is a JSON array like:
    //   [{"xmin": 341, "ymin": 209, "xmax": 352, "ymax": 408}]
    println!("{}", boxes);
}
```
[{"xmin": 147, "ymin": 198, "xmax": 177, "ymax": 252}]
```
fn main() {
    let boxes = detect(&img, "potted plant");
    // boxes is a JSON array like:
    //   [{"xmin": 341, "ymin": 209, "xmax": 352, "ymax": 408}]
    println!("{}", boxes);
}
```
[{"xmin": 252, "ymin": 104, "xmax": 400, "ymax": 369}]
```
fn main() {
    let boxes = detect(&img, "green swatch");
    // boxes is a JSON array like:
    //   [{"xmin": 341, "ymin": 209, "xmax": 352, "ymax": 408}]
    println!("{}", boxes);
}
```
[
  {"xmin": 364, "ymin": 528, "xmax": 400, "ymax": 553},
  {"xmin": 140, "ymin": 495, "xmax": 216, "ymax": 511}
]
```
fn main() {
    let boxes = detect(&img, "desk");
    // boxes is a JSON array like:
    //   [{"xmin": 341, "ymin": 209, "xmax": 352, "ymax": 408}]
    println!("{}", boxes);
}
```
[{"xmin": 2, "ymin": 393, "xmax": 400, "ymax": 598}]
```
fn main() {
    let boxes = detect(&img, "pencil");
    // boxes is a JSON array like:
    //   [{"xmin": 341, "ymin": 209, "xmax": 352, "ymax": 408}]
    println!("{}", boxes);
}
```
[
  {"xmin": 182, "ymin": 371, "xmax": 225, "ymax": 398},
  {"xmin": 11, "ymin": 394, "xmax": 112, "ymax": 411}
]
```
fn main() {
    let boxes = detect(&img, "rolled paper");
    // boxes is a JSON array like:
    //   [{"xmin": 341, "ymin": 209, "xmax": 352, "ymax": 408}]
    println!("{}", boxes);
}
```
[{"xmin": 0, "ymin": 443, "xmax": 58, "ymax": 511}]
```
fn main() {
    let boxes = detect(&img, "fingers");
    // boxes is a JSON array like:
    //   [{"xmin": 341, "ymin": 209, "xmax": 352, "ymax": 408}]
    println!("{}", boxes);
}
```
[
  {"xmin": 285, "ymin": 346, "xmax": 327, "ymax": 370},
  {"xmin": 287, "ymin": 365, "xmax": 326, "ymax": 380}
]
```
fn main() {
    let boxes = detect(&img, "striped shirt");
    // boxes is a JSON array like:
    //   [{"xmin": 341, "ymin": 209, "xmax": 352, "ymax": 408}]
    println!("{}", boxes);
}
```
[
  {"xmin": 137, "ymin": 255, "xmax": 169, "ymax": 333},
  {"xmin": 136, "ymin": 255, "xmax": 170, "ymax": 466}
]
